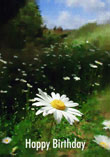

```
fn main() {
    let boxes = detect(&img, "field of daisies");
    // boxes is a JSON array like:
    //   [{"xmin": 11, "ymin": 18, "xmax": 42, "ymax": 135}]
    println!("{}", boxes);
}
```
[
  {"xmin": 0, "ymin": 40, "xmax": 110, "ymax": 156},
  {"xmin": 0, "ymin": 1, "xmax": 110, "ymax": 156}
]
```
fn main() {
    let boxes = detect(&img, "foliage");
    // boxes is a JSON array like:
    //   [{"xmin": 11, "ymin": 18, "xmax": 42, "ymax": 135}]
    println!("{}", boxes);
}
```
[
  {"xmin": 0, "ymin": 42, "xmax": 110, "ymax": 117},
  {"xmin": 0, "ymin": 42, "xmax": 110, "ymax": 156},
  {"xmin": 35, "ymin": 31, "xmax": 61, "ymax": 47},
  {"xmin": 0, "ymin": 89, "xmax": 110, "ymax": 156},
  {"xmin": 0, "ymin": 0, "xmax": 26, "ymax": 25},
  {"xmin": 0, "ymin": 0, "xmax": 42, "ymax": 49}
]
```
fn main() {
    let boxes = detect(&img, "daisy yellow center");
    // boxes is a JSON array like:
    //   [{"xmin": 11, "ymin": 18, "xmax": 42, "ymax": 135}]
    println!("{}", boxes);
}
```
[
  {"xmin": 5, "ymin": 139, "xmax": 9, "ymax": 143},
  {"xmin": 99, "ymin": 142, "xmax": 108, "ymax": 148},
  {"xmin": 51, "ymin": 99, "xmax": 66, "ymax": 110}
]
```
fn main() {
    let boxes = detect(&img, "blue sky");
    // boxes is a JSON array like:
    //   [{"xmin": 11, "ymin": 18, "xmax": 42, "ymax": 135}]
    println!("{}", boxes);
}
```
[{"xmin": 37, "ymin": 0, "xmax": 110, "ymax": 29}]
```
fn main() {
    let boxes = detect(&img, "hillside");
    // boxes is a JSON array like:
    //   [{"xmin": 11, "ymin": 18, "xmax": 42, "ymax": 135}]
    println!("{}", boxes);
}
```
[{"xmin": 65, "ymin": 23, "xmax": 110, "ymax": 51}]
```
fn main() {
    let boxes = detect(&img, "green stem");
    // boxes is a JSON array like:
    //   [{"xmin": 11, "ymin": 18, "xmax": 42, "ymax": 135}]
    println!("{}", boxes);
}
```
[{"xmin": 48, "ymin": 118, "xmax": 54, "ymax": 142}]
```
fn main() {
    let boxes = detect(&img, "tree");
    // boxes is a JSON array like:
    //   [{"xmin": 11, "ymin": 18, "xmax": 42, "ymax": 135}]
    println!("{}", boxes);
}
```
[
  {"xmin": 15, "ymin": 1, "xmax": 42, "ymax": 38},
  {"xmin": 0, "ymin": 0, "xmax": 43, "ymax": 48},
  {"xmin": 0, "ymin": 0, "xmax": 26, "ymax": 26}
]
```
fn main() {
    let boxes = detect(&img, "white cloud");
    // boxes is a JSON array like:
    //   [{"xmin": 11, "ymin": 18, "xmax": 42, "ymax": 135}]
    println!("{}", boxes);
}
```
[
  {"xmin": 57, "ymin": 11, "xmax": 87, "ymax": 29},
  {"xmin": 56, "ymin": 0, "xmax": 106, "ymax": 12},
  {"xmin": 43, "ymin": 11, "xmax": 87, "ymax": 29},
  {"xmin": 54, "ymin": 0, "xmax": 110, "ymax": 26},
  {"xmin": 97, "ymin": 11, "xmax": 110, "ymax": 24}
]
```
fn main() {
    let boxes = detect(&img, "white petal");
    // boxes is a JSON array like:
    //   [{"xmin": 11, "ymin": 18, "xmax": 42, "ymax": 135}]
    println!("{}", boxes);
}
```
[
  {"xmin": 36, "ymin": 109, "xmax": 44, "ymax": 115},
  {"xmin": 36, "ymin": 107, "xmax": 51, "ymax": 116},
  {"xmin": 32, "ymin": 102, "xmax": 44, "ymax": 106},
  {"xmin": 29, "ymin": 98, "xmax": 38, "ymax": 102},
  {"xmin": 43, "ymin": 111, "xmax": 48, "ymax": 116},
  {"xmin": 48, "ymin": 108, "xmax": 55, "ymax": 114},
  {"xmin": 37, "ymin": 88, "xmax": 52, "ymax": 101},
  {"xmin": 54, "ymin": 93, "xmax": 60, "ymax": 99},
  {"xmin": 32, "ymin": 101, "xmax": 50, "ymax": 106},
  {"xmin": 38, "ymin": 100, "xmax": 51, "ymax": 106},
  {"xmin": 66, "ymin": 112, "xmax": 79, "ymax": 122},
  {"xmin": 60, "ymin": 94, "xmax": 67, "ymax": 99},
  {"xmin": 36, "ymin": 94, "xmax": 51, "ymax": 103},
  {"xmin": 68, "ymin": 108, "xmax": 83, "ymax": 114},
  {"xmin": 66, "ymin": 102, "xmax": 79, "ymax": 107},
  {"xmin": 43, "ymin": 108, "xmax": 55, "ymax": 116},
  {"xmin": 62, "ymin": 111, "xmax": 74, "ymax": 125},
  {"xmin": 61, "ymin": 97, "xmax": 69, "ymax": 102},
  {"xmin": 70, "ymin": 114, "xmax": 79, "ymax": 122},
  {"xmin": 51, "ymin": 92, "xmax": 56, "ymax": 99},
  {"xmin": 67, "ymin": 110, "xmax": 82, "ymax": 117},
  {"xmin": 54, "ymin": 110, "xmax": 62, "ymax": 123}
]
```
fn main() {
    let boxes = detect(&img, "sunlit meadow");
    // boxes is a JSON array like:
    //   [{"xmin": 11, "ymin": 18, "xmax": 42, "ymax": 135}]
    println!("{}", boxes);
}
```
[{"xmin": 0, "ymin": 0, "xmax": 110, "ymax": 157}]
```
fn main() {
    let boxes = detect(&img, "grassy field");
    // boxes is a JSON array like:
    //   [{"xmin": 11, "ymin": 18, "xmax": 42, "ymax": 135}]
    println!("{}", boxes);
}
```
[
  {"xmin": 65, "ymin": 23, "xmax": 110, "ymax": 51},
  {"xmin": 0, "ymin": 41, "xmax": 110, "ymax": 156}
]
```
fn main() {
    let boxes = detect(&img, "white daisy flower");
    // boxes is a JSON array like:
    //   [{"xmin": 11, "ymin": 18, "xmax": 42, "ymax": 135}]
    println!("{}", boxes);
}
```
[
  {"xmin": 86, "ymin": 40, "xmax": 89, "ymax": 43},
  {"xmin": 89, "ymin": 64, "xmax": 98, "ymax": 68},
  {"xmin": 2, "ymin": 137, "xmax": 12, "ymax": 144},
  {"xmin": 102, "ymin": 120, "xmax": 110, "ymax": 130},
  {"xmin": 0, "ymin": 59, "xmax": 7, "ymax": 64},
  {"xmin": 20, "ymin": 79, "xmax": 27, "ymax": 83},
  {"xmin": 32, "ymin": 89, "xmax": 83, "ymax": 125},
  {"xmin": 22, "ymin": 89, "xmax": 28, "ymax": 93},
  {"xmin": 93, "ymin": 135, "xmax": 110, "ymax": 150},
  {"xmin": 63, "ymin": 76, "xmax": 70, "ymax": 80},
  {"xmin": 73, "ymin": 76, "xmax": 80, "ymax": 81},
  {"xmin": 94, "ymin": 82, "xmax": 100, "ymax": 86},
  {"xmin": 95, "ymin": 60, "xmax": 103, "ymax": 66},
  {"xmin": 27, "ymin": 83, "xmax": 33, "ymax": 88},
  {"xmin": 15, "ymin": 78, "xmax": 20, "ymax": 81},
  {"xmin": 13, "ymin": 55, "xmax": 18, "ymax": 58},
  {"xmin": 0, "ymin": 90, "xmax": 8, "ymax": 93}
]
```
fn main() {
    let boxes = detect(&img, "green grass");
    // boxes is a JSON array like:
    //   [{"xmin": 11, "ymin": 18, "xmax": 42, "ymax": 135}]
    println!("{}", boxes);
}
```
[
  {"xmin": 0, "ymin": 89, "xmax": 110, "ymax": 156},
  {"xmin": 0, "ymin": 38, "xmax": 110, "ymax": 156},
  {"xmin": 65, "ymin": 23, "xmax": 110, "ymax": 51},
  {"xmin": 0, "ymin": 20, "xmax": 110, "ymax": 157}
]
